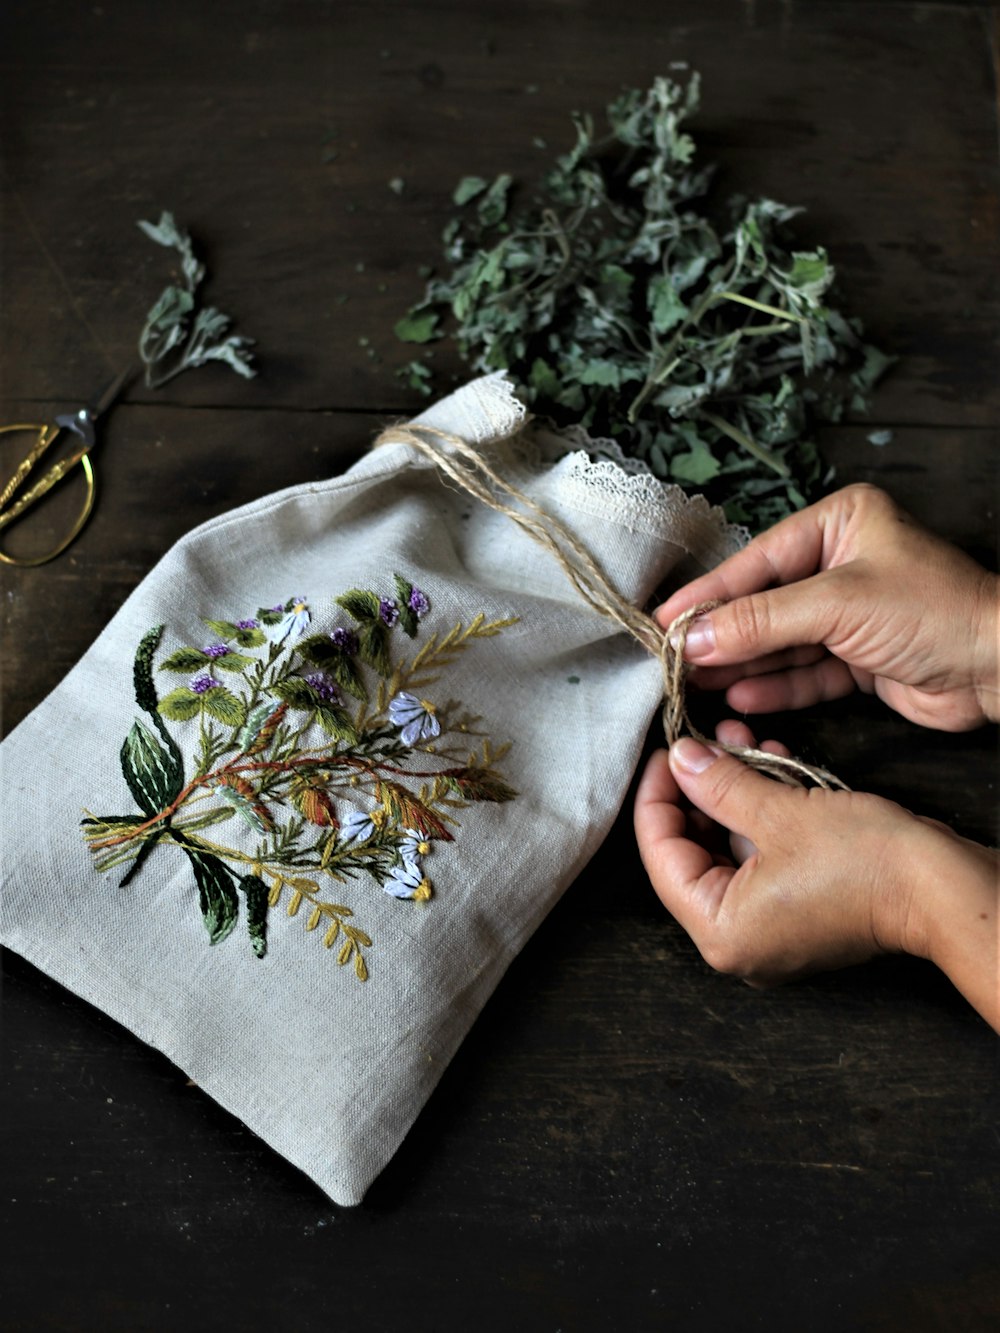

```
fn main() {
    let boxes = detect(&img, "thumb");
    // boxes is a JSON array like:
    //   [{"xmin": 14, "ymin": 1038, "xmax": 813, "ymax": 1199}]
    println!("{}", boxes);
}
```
[
  {"xmin": 669, "ymin": 738, "xmax": 788, "ymax": 839},
  {"xmin": 678, "ymin": 574, "xmax": 838, "ymax": 666}
]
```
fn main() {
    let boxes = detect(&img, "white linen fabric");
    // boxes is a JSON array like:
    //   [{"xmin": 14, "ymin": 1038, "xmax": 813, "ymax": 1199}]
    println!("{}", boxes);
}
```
[{"xmin": 0, "ymin": 374, "xmax": 740, "ymax": 1205}]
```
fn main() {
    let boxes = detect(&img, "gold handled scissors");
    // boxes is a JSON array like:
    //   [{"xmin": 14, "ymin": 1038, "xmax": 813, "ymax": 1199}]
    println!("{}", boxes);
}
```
[{"xmin": 0, "ymin": 368, "xmax": 132, "ymax": 567}]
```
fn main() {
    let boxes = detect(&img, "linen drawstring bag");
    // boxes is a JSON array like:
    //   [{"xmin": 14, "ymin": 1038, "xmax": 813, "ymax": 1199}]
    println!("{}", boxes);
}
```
[{"xmin": 0, "ymin": 373, "xmax": 742, "ymax": 1205}]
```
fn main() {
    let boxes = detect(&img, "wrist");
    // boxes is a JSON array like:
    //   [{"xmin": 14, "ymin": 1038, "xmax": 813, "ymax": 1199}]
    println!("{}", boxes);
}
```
[{"xmin": 902, "ymin": 822, "xmax": 999, "ymax": 1029}]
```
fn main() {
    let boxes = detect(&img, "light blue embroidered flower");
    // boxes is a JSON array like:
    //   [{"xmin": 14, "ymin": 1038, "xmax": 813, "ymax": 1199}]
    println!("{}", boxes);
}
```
[
  {"xmin": 400, "ymin": 828, "xmax": 432, "ymax": 866},
  {"xmin": 384, "ymin": 860, "xmax": 432, "ymax": 901},
  {"xmin": 388, "ymin": 692, "xmax": 441, "ymax": 746},
  {"xmin": 341, "ymin": 807, "xmax": 384, "ymax": 843},
  {"xmin": 267, "ymin": 597, "xmax": 311, "ymax": 645}
]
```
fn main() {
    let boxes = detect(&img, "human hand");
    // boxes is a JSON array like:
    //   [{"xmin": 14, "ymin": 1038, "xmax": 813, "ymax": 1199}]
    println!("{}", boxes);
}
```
[
  {"xmin": 656, "ymin": 484, "xmax": 999, "ymax": 732},
  {"xmin": 634, "ymin": 720, "xmax": 999, "ymax": 1029}
]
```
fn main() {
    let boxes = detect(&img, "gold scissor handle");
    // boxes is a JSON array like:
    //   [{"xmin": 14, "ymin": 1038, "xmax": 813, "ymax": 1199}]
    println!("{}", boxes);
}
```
[{"xmin": 0, "ymin": 422, "xmax": 97, "ymax": 567}]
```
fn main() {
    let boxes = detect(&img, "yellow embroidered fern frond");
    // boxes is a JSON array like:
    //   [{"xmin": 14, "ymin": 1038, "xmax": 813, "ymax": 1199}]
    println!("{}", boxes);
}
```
[{"xmin": 394, "ymin": 614, "xmax": 520, "ymax": 694}]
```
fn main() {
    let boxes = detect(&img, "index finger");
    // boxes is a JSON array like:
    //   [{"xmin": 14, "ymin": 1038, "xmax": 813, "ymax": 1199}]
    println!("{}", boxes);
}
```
[{"xmin": 655, "ymin": 501, "xmax": 828, "ymax": 630}]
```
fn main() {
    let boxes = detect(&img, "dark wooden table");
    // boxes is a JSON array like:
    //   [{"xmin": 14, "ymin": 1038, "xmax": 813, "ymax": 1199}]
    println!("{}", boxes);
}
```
[{"xmin": 2, "ymin": 3, "xmax": 998, "ymax": 1329}]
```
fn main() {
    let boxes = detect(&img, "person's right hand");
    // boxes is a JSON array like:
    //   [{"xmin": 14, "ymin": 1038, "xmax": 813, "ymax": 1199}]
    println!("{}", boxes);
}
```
[{"xmin": 656, "ymin": 484, "xmax": 999, "ymax": 732}]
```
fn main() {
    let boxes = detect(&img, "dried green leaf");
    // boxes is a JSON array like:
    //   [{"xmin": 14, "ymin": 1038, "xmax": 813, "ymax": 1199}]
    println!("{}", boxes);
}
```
[
  {"xmin": 392, "ymin": 73, "xmax": 891, "ymax": 530},
  {"xmin": 453, "ymin": 175, "xmax": 489, "ymax": 206}
]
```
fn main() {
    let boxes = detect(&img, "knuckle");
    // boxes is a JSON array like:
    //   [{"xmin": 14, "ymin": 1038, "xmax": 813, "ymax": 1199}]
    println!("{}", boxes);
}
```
[
  {"xmin": 701, "ymin": 933, "xmax": 746, "ymax": 977},
  {"xmin": 844, "ymin": 481, "xmax": 894, "ymax": 517},
  {"xmin": 727, "ymin": 592, "xmax": 772, "ymax": 656},
  {"xmin": 704, "ymin": 757, "xmax": 768, "ymax": 827}
]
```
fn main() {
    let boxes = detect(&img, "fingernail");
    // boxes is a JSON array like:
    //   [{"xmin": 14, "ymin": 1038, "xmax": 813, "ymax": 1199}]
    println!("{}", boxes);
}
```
[
  {"xmin": 671, "ymin": 737, "xmax": 718, "ymax": 774},
  {"xmin": 682, "ymin": 616, "xmax": 715, "ymax": 660}
]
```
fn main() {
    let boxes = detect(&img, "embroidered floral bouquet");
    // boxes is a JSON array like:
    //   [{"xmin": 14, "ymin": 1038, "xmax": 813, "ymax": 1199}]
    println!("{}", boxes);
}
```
[
  {"xmin": 1, "ymin": 374, "xmax": 740, "ymax": 1205},
  {"xmin": 82, "ymin": 582, "xmax": 518, "ymax": 976}
]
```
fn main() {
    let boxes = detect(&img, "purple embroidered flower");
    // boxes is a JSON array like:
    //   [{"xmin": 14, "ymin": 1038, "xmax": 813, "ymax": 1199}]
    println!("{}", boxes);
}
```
[
  {"xmin": 202, "ymin": 643, "xmax": 230, "ymax": 659},
  {"xmin": 266, "ymin": 598, "xmax": 310, "ymax": 645},
  {"xmin": 190, "ymin": 672, "xmax": 220, "ymax": 695},
  {"xmin": 305, "ymin": 672, "xmax": 339, "ymax": 703},
  {"xmin": 329, "ymin": 626, "xmax": 358, "ymax": 655},
  {"xmin": 388, "ymin": 692, "xmax": 441, "ymax": 746},
  {"xmin": 408, "ymin": 586, "xmax": 430, "ymax": 618},
  {"xmin": 236, "ymin": 618, "xmax": 259, "ymax": 631},
  {"xmin": 379, "ymin": 597, "xmax": 399, "ymax": 627},
  {"xmin": 384, "ymin": 860, "xmax": 432, "ymax": 901}
]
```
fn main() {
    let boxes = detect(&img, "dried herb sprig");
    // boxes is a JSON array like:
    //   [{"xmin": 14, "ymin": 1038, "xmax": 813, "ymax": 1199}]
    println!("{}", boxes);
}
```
[
  {"xmin": 395, "ymin": 74, "xmax": 892, "ymax": 527},
  {"xmin": 137, "ymin": 211, "xmax": 257, "ymax": 389}
]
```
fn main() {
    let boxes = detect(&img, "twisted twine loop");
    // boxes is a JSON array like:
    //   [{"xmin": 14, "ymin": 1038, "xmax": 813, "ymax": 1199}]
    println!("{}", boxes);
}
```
[{"xmin": 373, "ymin": 421, "xmax": 847, "ymax": 790}]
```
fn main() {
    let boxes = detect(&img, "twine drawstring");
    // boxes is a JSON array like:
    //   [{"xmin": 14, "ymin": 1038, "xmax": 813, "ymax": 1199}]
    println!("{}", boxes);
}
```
[{"xmin": 373, "ymin": 421, "xmax": 846, "ymax": 790}]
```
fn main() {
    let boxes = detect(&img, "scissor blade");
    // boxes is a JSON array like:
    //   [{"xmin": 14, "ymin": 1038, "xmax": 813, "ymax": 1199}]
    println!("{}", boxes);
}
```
[{"xmin": 86, "ymin": 366, "xmax": 134, "ymax": 420}]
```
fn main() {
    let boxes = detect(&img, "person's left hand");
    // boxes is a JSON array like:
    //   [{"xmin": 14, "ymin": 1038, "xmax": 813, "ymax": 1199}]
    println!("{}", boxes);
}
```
[{"xmin": 633, "ymin": 720, "xmax": 930, "ymax": 986}]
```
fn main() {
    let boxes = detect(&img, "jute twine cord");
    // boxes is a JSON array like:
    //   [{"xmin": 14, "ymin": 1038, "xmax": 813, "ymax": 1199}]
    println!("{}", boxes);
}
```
[{"xmin": 373, "ymin": 421, "xmax": 847, "ymax": 790}]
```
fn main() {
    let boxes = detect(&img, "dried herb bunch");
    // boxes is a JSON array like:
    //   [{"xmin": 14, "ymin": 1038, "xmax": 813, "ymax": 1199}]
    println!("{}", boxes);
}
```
[
  {"xmin": 396, "ymin": 74, "xmax": 891, "ymax": 527},
  {"xmin": 137, "ymin": 212, "xmax": 257, "ymax": 389}
]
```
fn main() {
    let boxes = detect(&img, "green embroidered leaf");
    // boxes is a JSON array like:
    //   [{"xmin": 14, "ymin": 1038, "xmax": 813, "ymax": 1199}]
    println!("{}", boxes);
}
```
[
  {"xmin": 269, "ymin": 677, "xmax": 318, "ymax": 710},
  {"xmin": 201, "ymin": 687, "xmax": 246, "ymax": 727},
  {"xmin": 298, "ymin": 636, "xmax": 368, "ymax": 699},
  {"xmin": 325, "ymin": 650, "xmax": 368, "ymax": 702},
  {"xmin": 357, "ymin": 621, "xmax": 391, "ymax": 677},
  {"xmin": 237, "ymin": 702, "xmax": 276, "ymax": 751},
  {"xmin": 203, "ymin": 618, "xmax": 267, "ymax": 647},
  {"xmin": 298, "ymin": 633, "xmax": 334, "ymax": 662},
  {"xmin": 121, "ymin": 719, "xmax": 184, "ymax": 817},
  {"xmin": 257, "ymin": 606, "xmax": 285, "ymax": 626},
  {"xmin": 314, "ymin": 704, "xmax": 360, "ymax": 746},
  {"xmin": 81, "ymin": 814, "xmax": 146, "ymax": 828},
  {"xmin": 234, "ymin": 625, "xmax": 266, "ymax": 648},
  {"xmin": 179, "ymin": 841, "xmax": 239, "ymax": 945},
  {"xmin": 269, "ymin": 677, "xmax": 360, "ymax": 739},
  {"xmin": 160, "ymin": 647, "xmax": 213, "ymax": 672},
  {"xmin": 443, "ymin": 767, "xmax": 518, "ymax": 803},
  {"xmin": 214, "ymin": 651, "xmax": 254, "ymax": 672},
  {"xmin": 159, "ymin": 688, "xmax": 203, "ymax": 722},
  {"xmin": 393, "ymin": 573, "xmax": 419, "ymax": 638},
  {"xmin": 216, "ymin": 782, "xmax": 273, "ymax": 834},
  {"xmin": 118, "ymin": 830, "xmax": 164, "ymax": 887},
  {"xmin": 336, "ymin": 589, "xmax": 381, "ymax": 623},
  {"xmin": 134, "ymin": 626, "xmax": 187, "ymax": 783},
  {"xmin": 134, "ymin": 625, "xmax": 166, "ymax": 714},
  {"xmin": 239, "ymin": 874, "xmax": 269, "ymax": 958},
  {"xmin": 203, "ymin": 618, "xmax": 238, "ymax": 639}
]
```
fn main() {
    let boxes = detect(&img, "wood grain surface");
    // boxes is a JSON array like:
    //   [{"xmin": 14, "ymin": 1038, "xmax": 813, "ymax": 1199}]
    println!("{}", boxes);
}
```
[{"xmin": 1, "ymin": 3, "xmax": 998, "ymax": 1331}]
